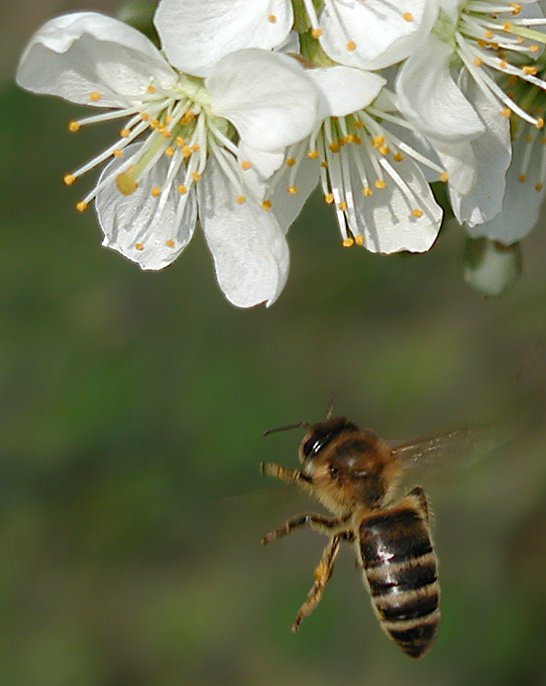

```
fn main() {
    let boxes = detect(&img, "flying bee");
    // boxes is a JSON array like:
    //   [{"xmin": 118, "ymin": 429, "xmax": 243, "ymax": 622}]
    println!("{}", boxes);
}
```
[{"xmin": 260, "ymin": 401, "xmax": 502, "ymax": 659}]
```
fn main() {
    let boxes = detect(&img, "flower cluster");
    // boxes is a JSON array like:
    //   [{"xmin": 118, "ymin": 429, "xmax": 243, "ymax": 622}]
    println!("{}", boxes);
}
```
[{"xmin": 16, "ymin": 0, "xmax": 546, "ymax": 306}]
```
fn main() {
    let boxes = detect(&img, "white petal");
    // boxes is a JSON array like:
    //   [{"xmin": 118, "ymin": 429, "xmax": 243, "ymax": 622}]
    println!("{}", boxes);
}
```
[
  {"xmin": 199, "ymin": 150, "xmax": 290, "ymax": 307},
  {"xmin": 154, "ymin": 0, "xmax": 293, "ymax": 77},
  {"xmin": 207, "ymin": 49, "xmax": 319, "ymax": 152},
  {"xmin": 353, "ymin": 157, "xmax": 442, "ymax": 253},
  {"xmin": 451, "ymin": 80, "xmax": 511, "ymax": 227},
  {"xmin": 96, "ymin": 145, "xmax": 197, "ymax": 269},
  {"xmin": 467, "ymin": 136, "xmax": 545, "ymax": 243},
  {"xmin": 269, "ymin": 155, "xmax": 320, "ymax": 234},
  {"xmin": 238, "ymin": 143, "xmax": 285, "ymax": 183},
  {"xmin": 16, "ymin": 12, "xmax": 175, "ymax": 107},
  {"xmin": 319, "ymin": 0, "xmax": 438, "ymax": 70},
  {"xmin": 307, "ymin": 67, "xmax": 386, "ymax": 119},
  {"xmin": 396, "ymin": 35, "xmax": 485, "ymax": 143}
]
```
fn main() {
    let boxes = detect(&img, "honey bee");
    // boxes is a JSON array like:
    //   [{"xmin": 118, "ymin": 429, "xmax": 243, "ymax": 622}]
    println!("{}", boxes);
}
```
[{"xmin": 260, "ymin": 401, "xmax": 500, "ymax": 659}]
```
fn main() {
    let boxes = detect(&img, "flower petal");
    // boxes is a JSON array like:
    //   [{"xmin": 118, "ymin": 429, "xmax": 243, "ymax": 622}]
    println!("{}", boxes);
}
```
[
  {"xmin": 268, "ymin": 154, "xmax": 320, "ymax": 234},
  {"xmin": 206, "ymin": 49, "xmax": 319, "ymax": 152},
  {"xmin": 96, "ymin": 144, "xmax": 197, "ymax": 270},
  {"xmin": 353, "ymin": 157, "xmax": 442, "ymax": 253},
  {"xmin": 154, "ymin": 0, "xmax": 292, "ymax": 77},
  {"xmin": 199, "ymin": 150, "xmax": 290, "ymax": 307},
  {"xmin": 450, "ymin": 78, "xmax": 511, "ymax": 227},
  {"xmin": 16, "ymin": 12, "xmax": 175, "ymax": 107},
  {"xmin": 319, "ymin": 0, "xmax": 438, "ymax": 70},
  {"xmin": 466, "ymin": 134, "xmax": 544, "ymax": 244},
  {"xmin": 396, "ymin": 35, "xmax": 485, "ymax": 143},
  {"xmin": 307, "ymin": 66, "xmax": 386, "ymax": 119}
]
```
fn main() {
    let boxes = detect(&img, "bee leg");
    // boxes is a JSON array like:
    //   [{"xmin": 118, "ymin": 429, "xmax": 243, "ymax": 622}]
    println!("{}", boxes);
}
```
[
  {"xmin": 290, "ymin": 535, "xmax": 342, "ymax": 633},
  {"xmin": 406, "ymin": 486, "xmax": 429, "ymax": 521},
  {"xmin": 260, "ymin": 461, "xmax": 314, "ymax": 495},
  {"xmin": 260, "ymin": 513, "xmax": 350, "ymax": 545}
]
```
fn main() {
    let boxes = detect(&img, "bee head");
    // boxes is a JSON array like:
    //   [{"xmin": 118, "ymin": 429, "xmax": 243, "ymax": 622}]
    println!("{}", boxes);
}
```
[{"xmin": 299, "ymin": 417, "xmax": 359, "ymax": 464}]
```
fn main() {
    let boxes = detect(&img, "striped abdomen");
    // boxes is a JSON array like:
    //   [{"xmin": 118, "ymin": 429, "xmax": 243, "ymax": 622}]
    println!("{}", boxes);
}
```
[{"xmin": 358, "ymin": 494, "xmax": 440, "ymax": 659}]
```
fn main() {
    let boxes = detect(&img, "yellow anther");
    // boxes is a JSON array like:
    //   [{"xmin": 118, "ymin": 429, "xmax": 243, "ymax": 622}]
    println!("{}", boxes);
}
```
[
  {"xmin": 320, "ymin": 161, "xmax": 329, "ymax": 169},
  {"xmin": 120, "ymin": 128, "xmax": 131, "ymax": 138},
  {"xmin": 523, "ymin": 66, "xmax": 538, "ymax": 75},
  {"xmin": 182, "ymin": 110, "xmax": 196, "ymax": 124},
  {"xmin": 147, "ymin": 84, "xmax": 157, "ymax": 94},
  {"xmin": 191, "ymin": 144, "xmax": 200, "ymax": 152},
  {"xmin": 240, "ymin": 160, "xmax": 252, "ymax": 171},
  {"xmin": 354, "ymin": 235, "xmax": 364, "ymax": 246},
  {"xmin": 178, "ymin": 185, "xmax": 188, "ymax": 194},
  {"xmin": 501, "ymin": 108, "xmax": 511, "ymax": 118},
  {"xmin": 346, "ymin": 40, "xmax": 356, "ymax": 52},
  {"xmin": 374, "ymin": 179, "xmax": 386, "ymax": 189},
  {"xmin": 372, "ymin": 135, "xmax": 385, "ymax": 148},
  {"xmin": 76, "ymin": 201, "xmax": 88, "ymax": 212},
  {"xmin": 312, "ymin": 28, "xmax": 324, "ymax": 38},
  {"xmin": 344, "ymin": 134, "xmax": 355, "ymax": 144},
  {"xmin": 135, "ymin": 242, "xmax": 144, "ymax": 251},
  {"xmin": 113, "ymin": 149, "xmax": 123, "ymax": 158},
  {"xmin": 328, "ymin": 141, "xmax": 341, "ymax": 153},
  {"xmin": 165, "ymin": 115, "xmax": 173, "ymax": 124},
  {"xmin": 236, "ymin": 195, "xmax": 247, "ymax": 204},
  {"xmin": 182, "ymin": 145, "xmax": 193, "ymax": 158},
  {"xmin": 338, "ymin": 201, "xmax": 347, "ymax": 211},
  {"xmin": 286, "ymin": 157, "xmax": 296, "ymax": 167},
  {"xmin": 175, "ymin": 136, "xmax": 185, "ymax": 147},
  {"xmin": 63, "ymin": 173, "xmax": 76, "ymax": 186},
  {"xmin": 535, "ymin": 183, "xmax": 543, "ymax": 192},
  {"xmin": 499, "ymin": 60, "xmax": 508, "ymax": 69},
  {"xmin": 530, "ymin": 44, "xmax": 539, "ymax": 53},
  {"xmin": 162, "ymin": 129, "xmax": 172, "ymax": 138},
  {"xmin": 484, "ymin": 30, "xmax": 494, "ymax": 39},
  {"xmin": 440, "ymin": 171, "xmax": 449, "ymax": 183},
  {"xmin": 518, "ymin": 174, "xmax": 527, "ymax": 182},
  {"xmin": 411, "ymin": 208, "xmax": 424, "ymax": 218},
  {"xmin": 89, "ymin": 91, "xmax": 102, "ymax": 102},
  {"xmin": 192, "ymin": 172, "xmax": 202, "ymax": 182},
  {"xmin": 503, "ymin": 22, "xmax": 512, "ymax": 32},
  {"xmin": 150, "ymin": 119, "xmax": 160, "ymax": 129},
  {"xmin": 353, "ymin": 120, "xmax": 363, "ymax": 128},
  {"xmin": 473, "ymin": 57, "xmax": 483, "ymax": 67},
  {"xmin": 379, "ymin": 145, "xmax": 390, "ymax": 155},
  {"xmin": 362, "ymin": 187, "xmax": 373, "ymax": 197},
  {"xmin": 287, "ymin": 185, "xmax": 298, "ymax": 195},
  {"xmin": 140, "ymin": 112, "xmax": 150, "ymax": 121},
  {"xmin": 510, "ymin": 3, "xmax": 521, "ymax": 15},
  {"xmin": 165, "ymin": 147, "xmax": 175, "ymax": 157},
  {"xmin": 324, "ymin": 193, "xmax": 334, "ymax": 204},
  {"xmin": 393, "ymin": 152, "xmax": 404, "ymax": 162},
  {"xmin": 307, "ymin": 150, "xmax": 319, "ymax": 159},
  {"xmin": 516, "ymin": 36, "xmax": 524, "ymax": 44},
  {"xmin": 151, "ymin": 186, "xmax": 161, "ymax": 197},
  {"xmin": 68, "ymin": 121, "xmax": 80, "ymax": 133},
  {"xmin": 261, "ymin": 199, "xmax": 272, "ymax": 211},
  {"xmin": 353, "ymin": 135, "xmax": 362, "ymax": 145},
  {"xmin": 403, "ymin": 12, "xmax": 413, "ymax": 21},
  {"xmin": 166, "ymin": 239, "xmax": 176, "ymax": 248},
  {"xmin": 268, "ymin": 14, "xmax": 277, "ymax": 23},
  {"xmin": 116, "ymin": 166, "xmax": 139, "ymax": 195},
  {"xmin": 342, "ymin": 238, "xmax": 354, "ymax": 248},
  {"xmin": 536, "ymin": 117, "xmax": 544, "ymax": 129}
]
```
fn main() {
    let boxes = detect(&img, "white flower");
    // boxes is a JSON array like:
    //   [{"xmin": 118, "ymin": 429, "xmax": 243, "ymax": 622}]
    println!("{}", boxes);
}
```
[
  {"xmin": 265, "ymin": 66, "xmax": 443, "ymax": 254},
  {"xmin": 16, "ymin": 12, "xmax": 320, "ymax": 307},
  {"xmin": 155, "ymin": 0, "xmax": 438, "ymax": 73},
  {"xmin": 467, "ymin": 74, "xmax": 546, "ymax": 243}
]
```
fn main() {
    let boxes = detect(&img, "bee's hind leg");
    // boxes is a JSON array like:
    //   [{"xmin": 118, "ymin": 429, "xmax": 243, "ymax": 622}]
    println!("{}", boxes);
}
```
[{"xmin": 291, "ymin": 534, "xmax": 342, "ymax": 633}]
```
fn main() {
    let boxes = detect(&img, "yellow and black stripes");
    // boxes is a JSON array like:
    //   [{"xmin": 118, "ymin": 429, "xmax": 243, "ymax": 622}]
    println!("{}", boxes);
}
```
[{"xmin": 358, "ymin": 498, "xmax": 440, "ymax": 659}]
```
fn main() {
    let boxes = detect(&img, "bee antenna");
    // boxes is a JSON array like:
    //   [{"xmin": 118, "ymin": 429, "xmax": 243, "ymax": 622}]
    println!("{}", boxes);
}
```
[
  {"xmin": 262, "ymin": 422, "xmax": 311, "ymax": 437},
  {"xmin": 326, "ymin": 392, "xmax": 335, "ymax": 419}
]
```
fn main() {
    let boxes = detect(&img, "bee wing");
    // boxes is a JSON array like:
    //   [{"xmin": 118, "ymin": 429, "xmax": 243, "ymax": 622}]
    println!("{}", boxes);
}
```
[{"xmin": 389, "ymin": 423, "xmax": 516, "ymax": 473}]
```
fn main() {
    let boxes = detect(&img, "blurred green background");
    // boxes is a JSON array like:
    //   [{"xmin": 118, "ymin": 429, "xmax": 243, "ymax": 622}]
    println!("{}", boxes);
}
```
[{"xmin": 2, "ymin": 2, "xmax": 546, "ymax": 685}]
